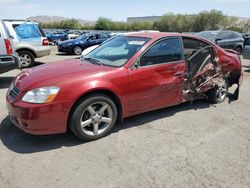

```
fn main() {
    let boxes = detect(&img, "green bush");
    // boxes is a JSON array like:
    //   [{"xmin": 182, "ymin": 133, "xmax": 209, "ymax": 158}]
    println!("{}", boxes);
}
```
[{"xmin": 40, "ymin": 10, "xmax": 250, "ymax": 33}]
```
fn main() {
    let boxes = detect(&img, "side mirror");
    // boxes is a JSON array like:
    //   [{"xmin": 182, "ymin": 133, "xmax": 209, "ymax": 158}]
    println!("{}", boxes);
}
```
[
  {"xmin": 131, "ymin": 59, "xmax": 140, "ymax": 69},
  {"xmin": 215, "ymin": 38, "xmax": 222, "ymax": 44}
]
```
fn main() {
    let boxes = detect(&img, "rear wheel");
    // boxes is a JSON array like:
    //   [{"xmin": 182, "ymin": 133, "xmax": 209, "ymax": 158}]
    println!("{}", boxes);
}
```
[
  {"xmin": 69, "ymin": 94, "xmax": 117, "ymax": 141},
  {"xmin": 207, "ymin": 77, "xmax": 228, "ymax": 104},
  {"xmin": 18, "ymin": 50, "xmax": 35, "ymax": 68}
]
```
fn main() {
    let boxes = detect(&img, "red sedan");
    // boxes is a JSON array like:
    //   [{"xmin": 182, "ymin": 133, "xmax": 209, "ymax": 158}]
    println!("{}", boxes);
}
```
[{"xmin": 6, "ymin": 32, "xmax": 243, "ymax": 141}]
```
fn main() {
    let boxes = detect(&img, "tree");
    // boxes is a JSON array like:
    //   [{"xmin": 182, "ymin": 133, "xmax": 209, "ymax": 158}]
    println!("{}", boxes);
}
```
[{"xmin": 95, "ymin": 17, "xmax": 115, "ymax": 30}]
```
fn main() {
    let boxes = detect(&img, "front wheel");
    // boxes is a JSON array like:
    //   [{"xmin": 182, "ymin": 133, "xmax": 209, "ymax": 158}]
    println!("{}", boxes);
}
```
[
  {"xmin": 69, "ymin": 94, "xmax": 117, "ymax": 141},
  {"xmin": 207, "ymin": 77, "xmax": 228, "ymax": 104},
  {"xmin": 73, "ymin": 46, "xmax": 82, "ymax": 55},
  {"xmin": 235, "ymin": 47, "xmax": 242, "ymax": 55}
]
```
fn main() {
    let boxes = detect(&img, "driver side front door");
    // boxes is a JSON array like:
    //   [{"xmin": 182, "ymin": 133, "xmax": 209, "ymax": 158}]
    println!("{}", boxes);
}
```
[{"xmin": 128, "ymin": 37, "xmax": 186, "ymax": 115}]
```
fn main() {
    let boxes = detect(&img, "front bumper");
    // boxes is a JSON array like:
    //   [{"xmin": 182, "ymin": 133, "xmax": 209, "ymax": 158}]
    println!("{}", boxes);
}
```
[
  {"xmin": 0, "ymin": 55, "xmax": 20, "ymax": 74},
  {"xmin": 6, "ymin": 96, "xmax": 71, "ymax": 135}
]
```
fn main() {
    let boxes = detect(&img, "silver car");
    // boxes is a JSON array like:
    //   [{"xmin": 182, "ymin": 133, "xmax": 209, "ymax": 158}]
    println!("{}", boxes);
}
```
[
  {"xmin": 3, "ymin": 20, "xmax": 51, "ymax": 68},
  {"xmin": 0, "ymin": 20, "xmax": 19, "ymax": 74}
]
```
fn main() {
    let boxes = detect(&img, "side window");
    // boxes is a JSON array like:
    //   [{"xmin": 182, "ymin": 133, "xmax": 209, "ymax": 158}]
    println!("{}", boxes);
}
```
[
  {"xmin": 215, "ymin": 32, "xmax": 227, "ymax": 40},
  {"xmin": 140, "ymin": 38, "xmax": 182, "ymax": 66},
  {"xmin": 13, "ymin": 23, "xmax": 42, "ymax": 39},
  {"xmin": 234, "ymin": 32, "xmax": 241, "ymax": 39},
  {"xmin": 89, "ymin": 34, "xmax": 98, "ymax": 40},
  {"xmin": 216, "ymin": 32, "xmax": 234, "ymax": 40},
  {"xmin": 100, "ymin": 34, "xmax": 109, "ymax": 40},
  {"xmin": 228, "ymin": 32, "xmax": 236, "ymax": 39},
  {"xmin": 183, "ymin": 37, "xmax": 213, "ymax": 78},
  {"xmin": 182, "ymin": 37, "xmax": 210, "ymax": 60}
]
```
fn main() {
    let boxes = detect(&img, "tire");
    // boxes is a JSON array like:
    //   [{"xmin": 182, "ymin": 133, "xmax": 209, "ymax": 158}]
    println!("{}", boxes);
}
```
[
  {"xmin": 69, "ymin": 94, "xmax": 118, "ymax": 141},
  {"xmin": 18, "ymin": 50, "xmax": 35, "ymax": 68},
  {"xmin": 207, "ymin": 77, "xmax": 228, "ymax": 104},
  {"xmin": 235, "ymin": 46, "xmax": 242, "ymax": 55},
  {"xmin": 73, "ymin": 46, "xmax": 82, "ymax": 55}
]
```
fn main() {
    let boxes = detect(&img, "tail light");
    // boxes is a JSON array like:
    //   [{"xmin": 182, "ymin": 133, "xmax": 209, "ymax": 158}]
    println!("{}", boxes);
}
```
[
  {"xmin": 42, "ymin": 39, "xmax": 49, "ymax": 46},
  {"xmin": 4, "ymin": 39, "xmax": 13, "ymax": 55}
]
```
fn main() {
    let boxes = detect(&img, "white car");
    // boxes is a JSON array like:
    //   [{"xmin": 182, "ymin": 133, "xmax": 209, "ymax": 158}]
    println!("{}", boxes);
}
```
[
  {"xmin": 4, "ymin": 20, "xmax": 51, "ymax": 68},
  {"xmin": 0, "ymin": 20, "xmax": 19, "ymax": 74},
  {"xmin": 68, "ymin": 32, "xmax": 81, "ymax": 39}
]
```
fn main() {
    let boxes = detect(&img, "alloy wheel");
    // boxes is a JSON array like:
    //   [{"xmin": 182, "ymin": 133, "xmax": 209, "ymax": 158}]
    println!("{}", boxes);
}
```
[
  {"xmin": 80, "ymin": 102, "xmax": 113, "ymax": 136},
  {"xmin": 74, "ymin": 46, "xmax": 82, "ymax": 55},
  {"xmin": 20, "ymin": 54, "xmax": 32, "ymax": 67},
  {"xmin": 216, "ymin": 78, "xmax": 228, "ymax": 102}
]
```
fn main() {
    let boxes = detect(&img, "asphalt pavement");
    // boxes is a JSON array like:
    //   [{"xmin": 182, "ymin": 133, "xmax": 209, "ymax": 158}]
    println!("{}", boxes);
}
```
[{"xmin": 0, "ymin": 46, "xmax": 250, "ymax": 188}]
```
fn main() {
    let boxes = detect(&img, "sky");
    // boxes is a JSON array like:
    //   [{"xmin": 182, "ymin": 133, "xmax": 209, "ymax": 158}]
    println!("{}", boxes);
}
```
[{"xmin": 0, "ymin": 0, "xmax": 250, "ymax": 21}]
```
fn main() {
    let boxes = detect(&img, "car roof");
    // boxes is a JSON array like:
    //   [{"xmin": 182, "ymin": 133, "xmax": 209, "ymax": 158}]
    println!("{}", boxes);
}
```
[
  {"xmin": 125, "ymin": 32, "xmax": 201, "ymax": 40},
  {"xmin": 3, "ymin": 20, "xmax": 38, "ymax": 25}
]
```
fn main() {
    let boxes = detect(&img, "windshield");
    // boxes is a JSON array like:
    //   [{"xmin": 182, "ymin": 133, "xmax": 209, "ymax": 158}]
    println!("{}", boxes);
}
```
[
  {"xmin": 77, "ymin": 34, "xmax": 89, "ymax": 40},
  {"xmin": 84, "ymin": 36, "xmax": 150, "ymax": 67},
  {"xmin": 196, "ymin": 31, "xmax": 218, "ymax": 40}
]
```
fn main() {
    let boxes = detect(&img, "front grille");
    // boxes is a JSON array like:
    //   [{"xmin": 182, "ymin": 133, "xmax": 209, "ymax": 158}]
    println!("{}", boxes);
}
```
[{"xmin": 9, "ymin": 85, "xmax": 20, "ymax": 99}]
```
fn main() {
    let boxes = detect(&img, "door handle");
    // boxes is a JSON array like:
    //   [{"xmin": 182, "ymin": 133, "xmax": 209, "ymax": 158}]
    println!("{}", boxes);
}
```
[{"xmin": 174, "ymin": 72, "xmax": 183, "ymax": 77}]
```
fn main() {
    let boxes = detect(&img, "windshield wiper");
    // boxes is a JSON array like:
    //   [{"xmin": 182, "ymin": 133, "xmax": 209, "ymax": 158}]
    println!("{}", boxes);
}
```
[{"xmin": 83, "ymin": 57, "xmax": 103, "ymax": 66}]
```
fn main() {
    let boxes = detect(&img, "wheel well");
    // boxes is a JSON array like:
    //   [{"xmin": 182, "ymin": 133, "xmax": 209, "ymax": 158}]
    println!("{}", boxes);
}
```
[
  {"xmin": 16, "ymin": 48, "xmax": 36, "ymax": 58},
  {"xmin": 235, "ymin": 46, "xmax": 242, "ymax": 50},
  {"xmin": 227, "ymin": 72, "xmax": 241, "ymax": 87},
  {"xmin": 67, "ymin": 90, "xmax": 123, "ymax": 130}
]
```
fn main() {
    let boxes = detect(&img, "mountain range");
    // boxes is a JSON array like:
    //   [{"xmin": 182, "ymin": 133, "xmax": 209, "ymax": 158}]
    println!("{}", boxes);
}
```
[{"xmin": 27, "ymin": 16, "xmax": 96, "ymax": 25}]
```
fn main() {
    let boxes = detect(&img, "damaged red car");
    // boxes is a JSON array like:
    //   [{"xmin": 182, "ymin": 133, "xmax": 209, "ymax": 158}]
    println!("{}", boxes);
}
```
[{"xmin": 6, "ymin": 32, "xmax": 243, "ymax": 141}]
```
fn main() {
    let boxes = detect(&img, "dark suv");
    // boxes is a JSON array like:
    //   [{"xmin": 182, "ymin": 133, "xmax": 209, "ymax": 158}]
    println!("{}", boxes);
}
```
[{"xmin": 197, "ymin": 30, "xmax": 244, "ymax": 54}]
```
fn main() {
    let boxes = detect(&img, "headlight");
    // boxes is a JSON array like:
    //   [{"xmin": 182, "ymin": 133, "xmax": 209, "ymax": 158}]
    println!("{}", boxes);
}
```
[{"xmin": 22, "ymin": 87, "xmax": 60, "ymax": 104}]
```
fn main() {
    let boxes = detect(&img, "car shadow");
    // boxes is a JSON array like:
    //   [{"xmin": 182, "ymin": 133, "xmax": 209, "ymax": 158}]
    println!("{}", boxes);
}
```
[
  {"xmin": 34, "ymin": 61, "xmax": 45, "ymax": 67},
  {"xmin": 0, "ymin": 77, "xmax": 15, "ymax": 89},
  {"xmin": 244, "ymin": 68, "xmax": 250, "ymax": 73},
  {"xmin": 112, "ymin": 100, "xmax": 212, "ymax": 134},
  {"xmin": 0, "ymin": 100, "xmax": 212, "ymax": 154}
]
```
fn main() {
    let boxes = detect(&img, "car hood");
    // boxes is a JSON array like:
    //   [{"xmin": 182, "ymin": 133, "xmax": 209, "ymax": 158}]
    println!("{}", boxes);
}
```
[{"xmin": 14, "ymin": 59, "xmax": 113, "ymax": 91}]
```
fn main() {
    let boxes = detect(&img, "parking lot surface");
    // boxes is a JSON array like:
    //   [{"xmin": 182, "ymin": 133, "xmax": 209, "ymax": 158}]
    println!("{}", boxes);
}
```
[{"xmin": 0, "ymin": 47, "xmax": 250, "ymax": 188}]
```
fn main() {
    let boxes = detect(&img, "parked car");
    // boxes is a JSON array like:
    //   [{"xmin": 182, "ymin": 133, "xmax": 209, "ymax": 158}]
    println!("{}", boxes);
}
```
[
  {"xmin": 0, "ymin": 20, "xmax": 19, "ymax": 74},
  {"xmin": 3, "ymin": 20, "xmax": 50, "ymax": 68},
  {"xmin": 45, "ymin": 31, "xmax": 68, "ymax": 43},
  {"xmin": 196, "ymin": 30, "xmax": 244, "ymax": 54},
  {"xmin": 58, "ymin": 33, "xmax": 110, "ymax": 55},
  {"xmin": 243, "ymin": 33, "xmax": 250, "ymax": 46},
  {"xmin": 67, "ymin": 31, "xmax": 81, "ymax": 39},
  {"xmin": 7, "ymin": 32, "xmax": 242, "ymax": 141},
  {"xmin": 243, "ymin": 35, "xmax": 250, "ymax": 59}
]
